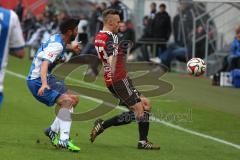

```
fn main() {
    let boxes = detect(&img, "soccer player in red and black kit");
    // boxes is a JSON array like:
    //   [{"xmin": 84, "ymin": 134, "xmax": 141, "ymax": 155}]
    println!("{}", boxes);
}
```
[{"xmin": 90, "ymin": 9, "xmax": 160, "ymax": 150}]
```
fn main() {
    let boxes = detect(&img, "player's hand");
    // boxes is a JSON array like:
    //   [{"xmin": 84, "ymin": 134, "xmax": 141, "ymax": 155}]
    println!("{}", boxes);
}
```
[
  {"xmin": 71, "ymin": 41, "xmax": 81, "ymax": 54},
  {"xmin": 38, "ymin": 84, "xmax": 50, "ymax": 96},
  {"xmin": 132, "ymin": 103, "xmax": 144, "ymax": 119}
]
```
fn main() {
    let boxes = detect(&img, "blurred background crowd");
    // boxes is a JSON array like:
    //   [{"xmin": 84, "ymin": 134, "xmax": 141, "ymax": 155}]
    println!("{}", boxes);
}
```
[{"xmin": 1, "ymin": 0, "xmax": 240, "ymax": 80}]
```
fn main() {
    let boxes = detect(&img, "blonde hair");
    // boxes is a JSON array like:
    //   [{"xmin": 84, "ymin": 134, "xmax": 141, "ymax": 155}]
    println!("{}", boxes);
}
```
[{"xmin": 102, "ymin": 9, "xmax": 120, "ymax": 23}]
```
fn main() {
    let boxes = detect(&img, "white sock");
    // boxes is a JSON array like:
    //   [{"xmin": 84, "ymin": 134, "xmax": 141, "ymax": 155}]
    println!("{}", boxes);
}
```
[
  {"xmin": 50, "ymin": 117, "xmax": 60, "ymax": 133},
  {"xmin": 139, "ymin": 140, "xmax": 146, "ymax": 144},
  {"xmin": 69, "ymin": 107, "xmax": 73, "ymax": 113},
  {"xmin": 58, "ymin": 108, "xmax": 73, "ymax": 141},
  {"xmin": 59, "ymin": 119, "xmax": 72, "ymax": 141}
]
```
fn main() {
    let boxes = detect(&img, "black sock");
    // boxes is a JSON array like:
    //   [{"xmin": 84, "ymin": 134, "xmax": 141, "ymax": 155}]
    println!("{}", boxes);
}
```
[
  {"xmin": 102, "ymin": 111, "xmax": 135, "ymax": 129},
  {"xmin": 138, "ymin": 111, "xmax": 150, "ymax": 141}
]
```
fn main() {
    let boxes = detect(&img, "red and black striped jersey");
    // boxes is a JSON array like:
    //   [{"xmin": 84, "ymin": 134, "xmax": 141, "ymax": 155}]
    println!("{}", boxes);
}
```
[{"xmin": 95, "ymin": 31, "xmax": 127, "ymax": 87}]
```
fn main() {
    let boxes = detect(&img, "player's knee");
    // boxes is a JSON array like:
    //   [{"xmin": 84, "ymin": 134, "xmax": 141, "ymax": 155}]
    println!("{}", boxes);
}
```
[
  {"xmin": 57, "ymin": 95, "xmax": 74, "ymax": 109},
  {"xmin": 144, "ymin": 107, "xmax": 151, "ymax": 112},
  {"xmin": 144, "ymin": 103, "xmax": 151, "ymax": 112},
  {"xmin": 141, "ymin": 97, "xmax": 151, "ymax": 111},
  {"xmin": 71, "ymin": 95, "xmax": 79, "ymax": 107},
  {"xmin": 130, "ymin": 102, "xmax": 143, "ymax": 111}
]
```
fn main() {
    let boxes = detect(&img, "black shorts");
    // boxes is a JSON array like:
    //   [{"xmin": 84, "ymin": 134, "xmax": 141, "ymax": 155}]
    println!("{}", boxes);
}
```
[{"xmin": 108, "ymin": 77, "xmax": 141, "ymax": 108}]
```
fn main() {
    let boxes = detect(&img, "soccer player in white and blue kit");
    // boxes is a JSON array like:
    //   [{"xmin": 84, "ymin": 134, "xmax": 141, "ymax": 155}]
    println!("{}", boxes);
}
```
[
  {"xmin": 0, "ymin": 7, "xmax": 25, "ymax": 106},
  {"xmin": 26, "ymin": 18, "xmax": 81, "ymax": 152}
]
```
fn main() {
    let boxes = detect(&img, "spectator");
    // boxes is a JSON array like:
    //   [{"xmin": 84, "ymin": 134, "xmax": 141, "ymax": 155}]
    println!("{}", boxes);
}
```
[
  {"xmin": 151, "ymin": 25, "xmax": 209, "ymax": 69},
  {"xmin": 145, "ymin": 2, "xmax": 157, "ymax": 37},
  {"xmin": 229, "ymin": 27, "xmax": 240, "ymax": 65},
  {"xmin": 89, "ymin": 2, "xmax": 107, "ymax": 38},
  {"xmin": 212, "ymin": 26, "xmax": 240, "ymax": 85},
  {"xmin": 218, "ymin": 26, "xmax": 240, "ymax": 72},
  {"xmin": 127, "ymin": 16, "xmax": 151, "ymax": 61},
  {"xmin": 128, "ymin": 1, "xmax": 157, "ymax": 61},
  {"xmin": 77, "ymin": 18, "xmax": 88, "ymax": 45},
  {"xmin": 14, "ymin": 0, "xmax": 24, "ymax": 22},
  {"xmin": 101, "ymin": 2, "xmax": 107, "ymax": 11},
  {"xmin": 57, "ymin": 10, "xmax": 69, "ymax": 24},
  {"xmin": 132, "ymin": 2, "xmax": 157, "ymax": 61},
  {"xmin": 152, "ymin": 3, "xmax": 171, "ymax": 43},
  {"xmin": 45, "ymin": 2, "xmax": 56, "ymax": 20},
  {"xmin": 128, "ymin": 13, "xmax": 157, "ymax": 62},
  {"xmin": 141, "ymin": 16, "xmax": 151, "ymax": 39},
  {"xmin": 173, "ymin": 3, "xmax": 194, "ymax": 48},
  {"xmin": 48, "ymin": 10, "xmax": 69, "ymax": 34},
  {"xmin": 173, "ymin": 8, "xmax": 185, "ymax": 47},
  {"xmin": 22, "ymin": 9, "xmax": 37, "ymax": 40},
  {"xmin": 76, "ymin": 18, "xmax": 99, "ymax": 77},
  {"xmin": 188, "ymin": 24, "xmax": 214, "ymax": 59},
  {"xmin": 155, "ymin": 43, "xmax": 188, "ymax": 69},
  {"xmin": 150, "ymin": 3, "xmax": 172, "ymax": 63},
  {"xmin": 117, "ymin": 21, "xmax": 136, "ymax": 57},
  {"xmin": 118, "ymin": 21, "xmax": 135, "ymax": 43},
  {"xmin": 108, "ymin": 0, "xmax": 130, "ymax": 22},
  {"xmin": 149, "ymin": 2, "xmax": 157, "ymax": 20},
  {"xmin": 195, "ymin": 25, "xmax": 206, "ymax": 59}
]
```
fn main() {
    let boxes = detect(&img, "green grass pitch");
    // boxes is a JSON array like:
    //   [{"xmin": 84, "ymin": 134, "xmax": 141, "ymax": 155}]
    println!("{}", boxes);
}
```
[{"xmin": 0, "ymin": 56, "xmax": 239, "ymax": 160}]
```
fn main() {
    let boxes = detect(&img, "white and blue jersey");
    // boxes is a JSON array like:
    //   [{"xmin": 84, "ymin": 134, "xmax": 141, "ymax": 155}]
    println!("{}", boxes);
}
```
[
  {"xmin": 0, "ymin": 7, "xmax": 25, "ymax": 105},
  {"xmin": 27, "ymin": 34, "xmax": 65, "ymax": 80},
  {"xmin": 27, "ymin": 34, "xmax": 68, "ymax": 106},
  {"xmin": 0, "ymin": 7, "xmax": 25, "ymax": 92}
]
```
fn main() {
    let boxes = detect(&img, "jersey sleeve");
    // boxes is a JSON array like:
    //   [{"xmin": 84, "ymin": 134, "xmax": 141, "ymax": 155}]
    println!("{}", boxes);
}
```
[
  {"xmin": 105, "ymin": 34, "xmax": 119, "ymax": 56},
  {"xmin": 42, "ymin": 42, "xmax": 63, "ymax": 63},
  {"xmin": 9, "ymin": 10, "xmax": 25, "ymax": 50}
]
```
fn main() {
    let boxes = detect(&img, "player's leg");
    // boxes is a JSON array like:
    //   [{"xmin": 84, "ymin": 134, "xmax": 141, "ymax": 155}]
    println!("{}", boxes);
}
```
[
  {"xmin": 38, "ymin": 75, "xmax": 80, "ymax": 152},
  {"xmin": 27, "ymin": 76, "xmax": 80, "ymax": 152},
  {"xmin": 26, "ymin": 78, "xmax": 61, "ymax": 146},
  {"xmin": 43, "ymin": 93, "xmax": 79, "ymax": 151},
  {"xmin": 100, "ymin": 99, "xmax": 146, "ymax": 128},
  {"xmin": 45, "ymin": 116, "xmax": 60, "ymax": 145},
  {"xmin": 137, "ymin": 96, "xmax": 160, "ymax": 150},
  {"xmin": 45, "ymin": 93, "xmax": 79, "ymax": 151},
  {"xmin": 90, "ymin": 78, "xmax": 141, "ymax": 143},
  {"xmin": 90, "ymin": 110, "xmax": 136, "ymax": 142},
  {"xmin": 65, "ymin": 90, "xmax": 79, "ymax": 108},
  {"xmin": 47, "ymin": 78, "xmax": 78, "ymax": 133},
  {"xmin": 138, "ymin": 96, "xmax": 151, "ymax": 142},
  {"xmin": 114, "ymin": 100, "xmax": 159, "ymax": 150},
  {"xmin": 53, "ymin": 93, "xmax": 80, "ymax": 152},
  {"xmin": 90, "ymin": 105, "xmax": 145, "ymax": 143},
  {"xmin": 137, "ymin": 95, "xmax": 150, "ymax": 145},
  {"xmin": 90, "ymin": 98, "xmax": 159, "ymax": 149}
]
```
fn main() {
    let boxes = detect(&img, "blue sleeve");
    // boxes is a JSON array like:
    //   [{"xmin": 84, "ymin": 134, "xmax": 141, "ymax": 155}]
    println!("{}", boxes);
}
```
[{"xmin": 230, "ymin": 40, "xmax": 237, "ymax": 56}]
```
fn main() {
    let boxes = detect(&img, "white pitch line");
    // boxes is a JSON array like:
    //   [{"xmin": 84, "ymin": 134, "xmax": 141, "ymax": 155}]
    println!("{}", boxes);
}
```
[
  {"xmin": 5, "ymin": 70, "xmax": 240, "ymax": 150},
  {"xmin": 6, "ymin": 70, "xmax": 26, "ymax": 79}
]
